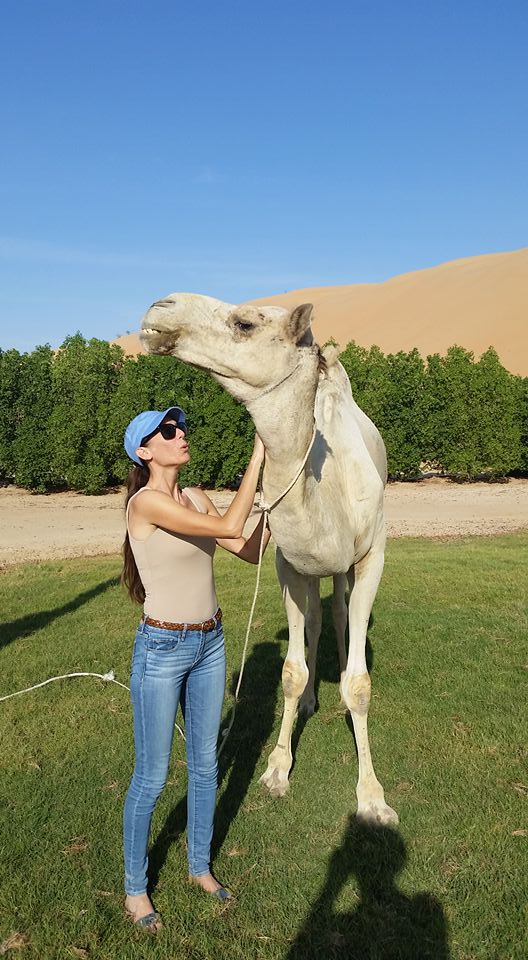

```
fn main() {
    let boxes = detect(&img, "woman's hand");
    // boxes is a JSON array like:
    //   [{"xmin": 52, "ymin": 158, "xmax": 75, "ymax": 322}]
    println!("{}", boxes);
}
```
[{"xmin": 251, "ymin": 432, "xmax": 265, "ymax": 464}]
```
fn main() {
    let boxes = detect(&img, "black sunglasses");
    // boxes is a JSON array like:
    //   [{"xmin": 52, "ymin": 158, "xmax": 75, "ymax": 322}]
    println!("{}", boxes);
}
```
[{"xmin": 141, "ymin": 421, "xmax": 187, "ymax": 444}]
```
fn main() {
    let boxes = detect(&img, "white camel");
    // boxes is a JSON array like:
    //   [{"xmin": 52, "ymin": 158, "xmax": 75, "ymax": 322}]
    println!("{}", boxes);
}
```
[{"xmin": 140, "ymin": 293, "xmax": 398, "ymax": 826}]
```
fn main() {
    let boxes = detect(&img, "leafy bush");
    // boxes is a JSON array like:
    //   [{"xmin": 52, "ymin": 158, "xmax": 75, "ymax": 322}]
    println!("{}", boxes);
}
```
[
  {"xmin": 49, "ymin": 334, "xmax": 124, "ymax": 493},
  {"xmin": 12, "ymin": 345, "xmax": 55, "ymax": 490},
  {"xmin": 0, "ymin": 335, "xmax": 525, "ymax": 491},
  {"xmin": 422, "ymin": 346, "xmax": 481, "ymax": 474},
  {"xmin": 0, "ymin": 349, "xmax": 23, "ymax": 483},
  {"xmin": 421, "ymin": 346, "xmax": 522, "ymax": 476},
  {"xmin": 513, "ymin": 375, "xmax": 528, "ymax": 473}
]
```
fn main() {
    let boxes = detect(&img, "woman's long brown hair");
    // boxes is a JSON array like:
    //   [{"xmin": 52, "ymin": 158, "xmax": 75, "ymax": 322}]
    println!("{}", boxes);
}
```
[{"xmin": 122, "ymin": 463, "xmax": 150, "ymax": 603}]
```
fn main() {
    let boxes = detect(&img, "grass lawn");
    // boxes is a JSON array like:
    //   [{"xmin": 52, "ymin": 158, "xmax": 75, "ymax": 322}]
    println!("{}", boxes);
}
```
[{"xmin": 0, "ymin": 534, "xmax": 527, "ymax": 960}]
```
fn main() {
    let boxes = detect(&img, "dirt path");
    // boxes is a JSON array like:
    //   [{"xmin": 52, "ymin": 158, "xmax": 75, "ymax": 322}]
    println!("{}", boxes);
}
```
[{"xmin": 1, "ymin": 479, "xmax": 527, "ymax": 567}]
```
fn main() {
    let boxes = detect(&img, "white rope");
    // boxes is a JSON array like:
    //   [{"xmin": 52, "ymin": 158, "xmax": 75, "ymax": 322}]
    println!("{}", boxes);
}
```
[
  {"xmin": 258, "ymin": 424, "xmax": 316, "ymax": 513},
  {"xmin": 249, "ymin": 361, "xmax": 301, "ymax": 401},
  {"xmin": 0, "ymin": 670, "xmax": 186, "ymax": 740},
  {"xmin": 216, "ymin": 423, "xmax": 317, "ymax": 758},
  {"xmin": 0, "ymin": 670, "xmax": 126, "ymax": 701},
  {"xmin": 216, "ymin": 510, "xmax": 269, "ymax": 758}
]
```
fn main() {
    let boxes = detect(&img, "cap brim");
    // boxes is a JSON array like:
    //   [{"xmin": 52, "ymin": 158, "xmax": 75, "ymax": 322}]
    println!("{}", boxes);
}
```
[{"xmin": 162, "ymin": 406, "xmax": 186, "ymax": 425}]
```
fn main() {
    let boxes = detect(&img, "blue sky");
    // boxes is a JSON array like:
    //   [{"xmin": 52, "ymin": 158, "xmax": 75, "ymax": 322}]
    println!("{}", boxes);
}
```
[{"xmin": 1, "ymin": 0, "xmax": 527, "ymax": 352}]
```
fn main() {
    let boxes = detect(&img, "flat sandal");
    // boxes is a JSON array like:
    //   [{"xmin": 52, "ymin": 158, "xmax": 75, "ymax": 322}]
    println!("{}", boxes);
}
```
[{"xmin": 125, "ymin": 906, "xmax": 162, "ymax": 933}]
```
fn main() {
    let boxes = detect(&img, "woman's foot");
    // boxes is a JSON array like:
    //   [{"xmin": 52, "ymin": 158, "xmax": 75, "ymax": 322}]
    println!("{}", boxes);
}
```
[
  {"xmin": 124, "ymin": 893, "xmax": 162, "ymax": 931},
  {"xmin": 189, "ymin": 872, "xmax": 234, "ymax": 899}
]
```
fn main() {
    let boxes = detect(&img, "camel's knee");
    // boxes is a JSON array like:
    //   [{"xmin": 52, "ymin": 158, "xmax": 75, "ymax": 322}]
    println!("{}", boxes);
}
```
[
  {"xmin": 341, "ymin": 672, "xmax": 371, "ymax": 715},
  {"xmin": 282, "ymin": 659, "xmax": 309, "ymax": 699}
]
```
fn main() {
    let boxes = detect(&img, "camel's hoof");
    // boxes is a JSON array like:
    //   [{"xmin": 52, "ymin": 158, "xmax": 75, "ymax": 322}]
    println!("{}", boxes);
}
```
[
  {"xmin": 356, "ymin": 800, "xmax": 399, "ymax": 827},
  {"xmin": 298, "ymin": 693, "xmax": 316, "ymax": 719},
  {"xmin": 259, "ymin": 767, "xmax": 290, "ymax": 798}
]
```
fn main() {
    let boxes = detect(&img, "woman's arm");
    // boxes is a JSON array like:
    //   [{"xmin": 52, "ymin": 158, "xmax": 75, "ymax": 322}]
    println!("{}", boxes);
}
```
[
  {"xmin": 132, "ymin": 435, "xmax": 265, "ymax": 540},
  {"xmin": 219, "ymin": 513, "xmax": 272, "ymax": 564},
  {"xmin": 190, "ymin": 489, "xmax": 271, "ymax": 563}
]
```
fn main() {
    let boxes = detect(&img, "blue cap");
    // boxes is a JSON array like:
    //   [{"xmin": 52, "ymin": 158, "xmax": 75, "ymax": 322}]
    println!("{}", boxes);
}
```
[{"xmin": 124, "ymin": 406, "xmax": 187, "ymax": 466}]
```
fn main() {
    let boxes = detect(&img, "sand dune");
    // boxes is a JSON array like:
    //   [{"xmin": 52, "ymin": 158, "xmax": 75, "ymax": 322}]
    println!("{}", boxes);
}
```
[{"xmin": 113, "ymin": 248, "xmax": 528, "ymax": 375}]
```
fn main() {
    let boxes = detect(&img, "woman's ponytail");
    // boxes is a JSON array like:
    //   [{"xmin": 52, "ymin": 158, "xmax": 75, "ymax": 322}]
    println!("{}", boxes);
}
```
[{"xmin": 121, "ymin": 463, "xmax": 149, "ymax": 604}]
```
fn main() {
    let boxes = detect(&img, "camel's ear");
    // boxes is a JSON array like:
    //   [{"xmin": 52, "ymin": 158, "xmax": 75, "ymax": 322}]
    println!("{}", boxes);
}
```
[{"xmin": 287, "ymin": 303, "xmax": 314, "ymax": 345}]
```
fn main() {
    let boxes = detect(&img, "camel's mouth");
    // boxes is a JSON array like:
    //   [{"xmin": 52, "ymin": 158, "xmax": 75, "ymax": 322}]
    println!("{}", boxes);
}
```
[
  {"xmin": 140, "ymin": 324, "xmax": 180, "ymax": 356},
  {"xmin": 140, "ymin": 324, "xmax": 236, "ymax": 383}
]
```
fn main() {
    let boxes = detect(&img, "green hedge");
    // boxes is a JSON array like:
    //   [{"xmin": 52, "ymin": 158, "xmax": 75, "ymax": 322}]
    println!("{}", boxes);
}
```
[{"xmin": 0, "ymin": 335, "xmax": 526, "ymax": 492}]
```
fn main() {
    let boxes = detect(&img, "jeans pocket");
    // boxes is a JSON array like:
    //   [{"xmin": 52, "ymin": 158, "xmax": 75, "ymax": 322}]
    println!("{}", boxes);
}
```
[{"xmin": 144, "ymin": 628, "xmax": 183, "ymax": 653}]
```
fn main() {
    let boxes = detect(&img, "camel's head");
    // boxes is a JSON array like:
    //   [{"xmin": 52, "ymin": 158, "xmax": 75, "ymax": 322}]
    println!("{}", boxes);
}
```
[{"xmin": 140, "ymin": 292, "xmax": 317, "ymax": 403}]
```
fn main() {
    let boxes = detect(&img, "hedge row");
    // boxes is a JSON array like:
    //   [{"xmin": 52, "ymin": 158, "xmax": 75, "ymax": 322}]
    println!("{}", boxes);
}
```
[{"xmin": 0, "ymin": 334, "xmax": 526, "ymax": 493}]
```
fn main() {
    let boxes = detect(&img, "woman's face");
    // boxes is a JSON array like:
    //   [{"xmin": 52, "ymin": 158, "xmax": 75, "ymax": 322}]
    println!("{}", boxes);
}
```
[{"xmin": 138, "ymin": 418, "xmax": 190, "ymax": 468}]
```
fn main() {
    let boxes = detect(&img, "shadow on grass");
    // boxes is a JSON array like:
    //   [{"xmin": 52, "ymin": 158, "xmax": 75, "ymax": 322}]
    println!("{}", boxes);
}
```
[
  {"xmin": 149, "ymin": 592, "xmax": 378, "ymax": 891},
  {"xmin": 286, "ymin": 816, "xmax": 450, "ymax": 960},
  {"xmin": 0, "ymin": 577, "xmax": 120, "ymax": 649},
  {"xmin": 148, "ymin": 640, "xmax": 282, "ymax": 891},
  {"xmin": 213, "ymin": 640, "xmax": 283, "ymax": 854}
]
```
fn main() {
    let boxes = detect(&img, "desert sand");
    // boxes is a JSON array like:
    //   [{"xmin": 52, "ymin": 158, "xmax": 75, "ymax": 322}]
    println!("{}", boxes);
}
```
[
  {"xmin": 114, "ymin": 248, "xmax": 528, "ymax": 376},
  {"xmin": 1, "ymin": 480, "xmax": 526, "ymax": 567}
]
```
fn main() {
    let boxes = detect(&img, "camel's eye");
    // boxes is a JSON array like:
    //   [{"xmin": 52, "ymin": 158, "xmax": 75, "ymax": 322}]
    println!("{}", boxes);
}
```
[{"xmin": 234, "ymin": 319, "xmax": 255, "ymax": 333}]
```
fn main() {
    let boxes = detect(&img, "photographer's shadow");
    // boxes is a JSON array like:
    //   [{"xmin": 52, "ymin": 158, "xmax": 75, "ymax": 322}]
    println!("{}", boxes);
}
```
[{"xmin": 287, "ymin": 816, "xmax": 450, "ymax": 960}]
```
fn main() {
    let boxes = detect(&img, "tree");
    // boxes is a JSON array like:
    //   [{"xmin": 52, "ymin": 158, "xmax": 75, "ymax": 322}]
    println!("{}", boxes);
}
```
[
  {"xmin": 180, "ymin": 370, "xmax": 253, "ymax": 488},
  {"xmin": 49, "ymin": 334, "xmax": 124, "ymax": 492},
  {"xmin": 512, "ymin": 375, "xmax": 528, "ymax": 474},
  {"xmin": 423, "ymin": 347, "xmax": 480, "ymax": 475},
  {"xmin": 473, "ymin": 348, "xmax": 521, "ymax": 475},
  {"xmin": 382, "ymin": 350, "xmax": 426, "ymax": 477},
  {"xmin": 0, "ymin": 349, "xmax": 23, "ymax": 482},
  {"xmin": 12, "ymin": 345, "xmax": 55, "ymax": 490}
]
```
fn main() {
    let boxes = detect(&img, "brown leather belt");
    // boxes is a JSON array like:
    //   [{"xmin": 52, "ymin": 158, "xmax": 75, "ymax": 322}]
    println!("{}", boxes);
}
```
[{"xmin": 142, "ymin": 608, "xmax": 222, "ymax": 633}]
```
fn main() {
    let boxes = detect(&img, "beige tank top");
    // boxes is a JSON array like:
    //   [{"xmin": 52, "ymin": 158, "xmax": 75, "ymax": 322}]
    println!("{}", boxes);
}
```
[{"xmin": 126, "ymin": 487, "xmax": 218, "ymax": 623}]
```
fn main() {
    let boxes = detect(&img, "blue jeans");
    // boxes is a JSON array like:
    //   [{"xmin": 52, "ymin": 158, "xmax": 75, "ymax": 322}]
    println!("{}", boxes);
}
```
[{"xmin": 123, "ymin": 617, "xmax": 226, "ymax": 895}]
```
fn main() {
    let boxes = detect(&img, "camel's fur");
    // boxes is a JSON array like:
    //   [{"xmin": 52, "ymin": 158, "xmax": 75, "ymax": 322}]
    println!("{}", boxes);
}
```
[{"xmin": 140, "ymin": 293, "xmax": 398, "ymax": 825}]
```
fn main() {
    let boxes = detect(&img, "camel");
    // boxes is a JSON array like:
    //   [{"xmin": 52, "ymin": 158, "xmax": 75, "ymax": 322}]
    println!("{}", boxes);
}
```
[{"xmin": 140, "ymin": 293, "xmax": 398, "ymax": 826}]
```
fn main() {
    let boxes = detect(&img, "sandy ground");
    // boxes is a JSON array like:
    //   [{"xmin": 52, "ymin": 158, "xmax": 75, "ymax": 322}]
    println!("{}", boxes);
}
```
[{"xmin": 0, "ymin": 479, "xmax": 527, "ymax": 567}]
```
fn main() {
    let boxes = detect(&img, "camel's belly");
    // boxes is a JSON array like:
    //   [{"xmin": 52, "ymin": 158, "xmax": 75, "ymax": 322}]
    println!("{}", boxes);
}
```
[
  {"xmin": 277, "ymin": 542, "xmax": 352, "ymax": 577},
  {"xmin": 270, "ymin": 497, "xmax": 384, "ymax": 577}
]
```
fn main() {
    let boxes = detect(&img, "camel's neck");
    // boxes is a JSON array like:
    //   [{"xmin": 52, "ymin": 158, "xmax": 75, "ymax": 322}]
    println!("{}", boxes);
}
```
[{"xmin": 246, "ymin": 352, "xmax": 319, "ymax": 504}]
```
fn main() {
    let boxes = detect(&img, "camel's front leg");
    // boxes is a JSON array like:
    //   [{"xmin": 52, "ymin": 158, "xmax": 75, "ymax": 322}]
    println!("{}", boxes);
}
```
[
  {"xmin": 260, "ymin": 550, "xmax": 308, "ymax": 798},
  {"xmin": 341, "ymin": 548, "xmax": 399, "ymax": 826}
]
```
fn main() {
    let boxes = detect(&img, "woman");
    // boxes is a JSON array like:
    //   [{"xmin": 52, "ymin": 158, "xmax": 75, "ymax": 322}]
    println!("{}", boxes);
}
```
[{"xmin": 122, "ymin": 405, "xmax": 270, "ymax": 931}]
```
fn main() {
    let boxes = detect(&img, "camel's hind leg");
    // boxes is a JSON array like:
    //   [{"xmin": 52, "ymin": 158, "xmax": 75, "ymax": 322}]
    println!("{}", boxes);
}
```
[
  {"xmin": 299, "ymin": 576, "xmax": 321, "ymax": 718},
  {"xmin": 333, "ymin": 573, "xmax": 348, "ymax": 685},
  {"xmin": 341, "ymin": 547, "xmax": 399, "ymax": 826},
  {"xmin": 298, "ymin": 573, "xmax": 347, "ymax": 717},
  {"xmin": 260, "ymin": 549, "xmax": 309, "ymax": 798}
]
